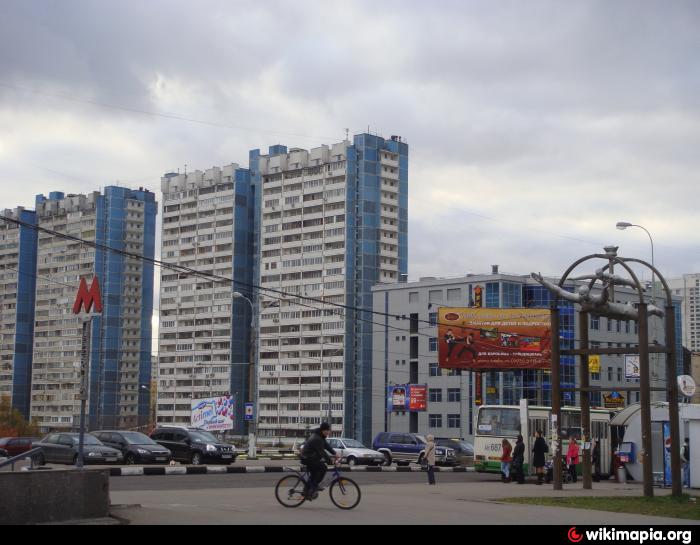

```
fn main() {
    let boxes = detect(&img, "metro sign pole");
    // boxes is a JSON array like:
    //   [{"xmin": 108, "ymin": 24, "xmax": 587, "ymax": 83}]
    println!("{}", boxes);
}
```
[{"xmin": 73, "ymin": 277, "xmax": 103, "ymax": 469}]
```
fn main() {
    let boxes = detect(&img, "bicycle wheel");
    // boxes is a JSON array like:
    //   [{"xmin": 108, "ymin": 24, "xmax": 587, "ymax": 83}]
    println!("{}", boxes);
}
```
[
  {"xmin": 329, "ymin": 477, "xmax": 361, "ymax": 510},
  {"xmin": 275, "ymin": 475, "xmax": 307, "ymax": 508}
]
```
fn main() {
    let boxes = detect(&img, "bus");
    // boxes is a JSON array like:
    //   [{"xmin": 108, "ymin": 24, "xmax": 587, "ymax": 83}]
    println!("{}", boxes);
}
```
[{"xmin": 474, "ymin": 403, "xmax": 616, "ymax": 476}]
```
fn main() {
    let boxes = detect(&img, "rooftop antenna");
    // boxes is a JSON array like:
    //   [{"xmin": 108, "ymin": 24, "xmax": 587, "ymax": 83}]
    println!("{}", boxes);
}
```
[
  {"xmin": 345, "ymin": 128, "xmax": 349, "ymax": 141},
  {"xmin": 184, "ymin": 163, "xmax": 187, "ymax": 175}
]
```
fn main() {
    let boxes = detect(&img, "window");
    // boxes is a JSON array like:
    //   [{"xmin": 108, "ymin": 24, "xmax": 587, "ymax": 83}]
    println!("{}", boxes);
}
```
[
  {"xmin": 429, "ymin": 363, "xmax": 442, "ymax": 377},
  {"xmin": 608, "ymin": 367, "xmax": 613, "ymax": 381},
  {"xmin": 429, "ymin": 312, "xmax": 437, "ymax": 326},
  {"xmin": 429, "ymin": 389, "xmax": 442, "ymax": 403},
  {"xmin": 429, "ymin": 338, "xmax": 438, "ymax": 352},
  {"xmin": 590, "ymin": 315, "xmax": 600, "ymax": 330},
  {"xmin": 617, "ymin": 368, "xmax": 622, "ymax": 382},
  {"xmin": 429, "ymin": 414, "xmax": 443, "ymax": 428},
  {"xmin": 409, "ymin": 292, "xmax": 419, "ymax": 303},
  {"xmin": 447, "ymin": 288, "xmax": 461, "ymax": 301},
  {"xmin": 429, "ymin": 290, "xmax": 443, "ymax": 302},
  {"xmin": 448, "ymin": 414, "xmax": 461, "ymax": 429},
  {"xmin": 448, "ymin": 388, "xmax": 461, "ymax": 403}
]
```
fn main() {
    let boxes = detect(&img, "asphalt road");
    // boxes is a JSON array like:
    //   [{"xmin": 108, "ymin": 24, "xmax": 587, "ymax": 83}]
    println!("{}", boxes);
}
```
[{"xmin": 109, "ymin": 470, "xmax": 486, "ymax": 491}]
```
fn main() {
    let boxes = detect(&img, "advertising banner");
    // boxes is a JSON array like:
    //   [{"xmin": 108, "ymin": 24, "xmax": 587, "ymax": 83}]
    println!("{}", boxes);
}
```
[
  {"xmin": 663, "ymin": 421, "xmax": 672, "ymax": 487},
  {"xmin": 191, "ymin": 395, "xmax": 235, "ymax": 431},
  {"xmin": 589, "ymin": 355, "xmax": 601, "ymax": 374},
  {"xmin": 408, "ymin": 385, "xmax": 427, "ymax": 411},
  {"xmin": 387, "ymin": 385, "xmax": 408, "ymax": 411},
  {"xmin": 603, "ymin": 391, "xmax": 625, "ymax": 409},
  {"xmin": 625, "ymin": 355, "xmax": 640, "ymax": 379},
  {"xmin": 438, "ymin": 308, "xmax": 552, "ymax": 370},
  {"xmin": 387, "ymin": 385, "xmax": 427, "ymax": 412}
]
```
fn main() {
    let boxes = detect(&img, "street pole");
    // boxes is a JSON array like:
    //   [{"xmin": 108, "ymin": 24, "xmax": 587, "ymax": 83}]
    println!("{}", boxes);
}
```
[
  {"xmin": 638, "ymin": 302, "xmax": 654, "ymax": 497},
  {"xmin": 666, "ymin": 303, "xmax": 682, "ymax": 497},
  {"xmin": 551, "ymin": 306, "xmax": 563, "ymax": 490},
  {"xmin": 76, "ymin": 316, "xmax": 93, "ymax": 469},
  {"xmin": 579, "ymin": 311, "xmax": 592, "ymax": 489},
  {"xmin": 233, "ymin": 292, "xmax": 257, "ymax": 459}
]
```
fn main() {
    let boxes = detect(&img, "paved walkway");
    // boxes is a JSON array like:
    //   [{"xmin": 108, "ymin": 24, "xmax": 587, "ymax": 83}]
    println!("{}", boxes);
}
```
[{"xmin": 110, "ymin": 479, "xmax": 700, "ymax": 525}]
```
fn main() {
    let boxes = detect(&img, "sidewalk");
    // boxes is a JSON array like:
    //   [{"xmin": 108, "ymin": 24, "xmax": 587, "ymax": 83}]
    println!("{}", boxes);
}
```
[{"xmin": 110, "ymin": 479, "xmax": 700, "ymax": 525}]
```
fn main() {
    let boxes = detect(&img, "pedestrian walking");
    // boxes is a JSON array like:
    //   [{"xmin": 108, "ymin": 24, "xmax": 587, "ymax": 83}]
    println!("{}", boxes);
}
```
[
  {"xmin": 501, "ymin": 438, "xmax": 513, "ymax": 483},
  {"xmin": 592, "ymin": 439, "xmax": 601, "ymax": 482},
  {"xmin": 566, "ymin": 438, "xmax": 580, "ymax": 484},
  {"xmin": 532, "ymin": 430, "xmax": 548, "ymax": 485},
  {"xmin": 425, "ymin": 434, "xmax": 436, "ymax": 485},
  {"xmin": 512, "ymin": 434, "xmax": 525, "ymax": 484},
  {"xmin": 681, "ymin": 437, "xmax": 691, "ymax": 488}
]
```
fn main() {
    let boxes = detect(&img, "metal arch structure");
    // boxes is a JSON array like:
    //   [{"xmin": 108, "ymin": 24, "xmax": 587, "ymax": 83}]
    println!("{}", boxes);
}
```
[{"xmin": 535, "ymin": 247, "xmax": 681, "ymax": 497}]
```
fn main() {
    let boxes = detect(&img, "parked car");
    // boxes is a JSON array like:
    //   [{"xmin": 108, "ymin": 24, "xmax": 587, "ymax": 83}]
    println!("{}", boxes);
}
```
[
  {"xmin": 372, "ymin": 432, "xmax": 456, "ymax": 467},
  {"xmin": 0, "ymin": 447, "xmax": 8, "ymax": 459},
  {"xmin": 150, "ymin": 426, "xmax": 237, "ymax": 465},
  {"xmin": 91, "ymin": 431, "xmax": 172, "ymax": 465},
  {"xmin": 0, "ymin": 437, "xmax": 41, "ymax": 458},
  {"xmin": 32, "ymin": 433, "xmax": 123, "ymax": 465},
  {"xmin": 325, "ymin": 438, "xmax": 385, "ymax": 466},
  {"xmin": 436, "ymin": 439, "xmax": 474, "ymax": 466}
]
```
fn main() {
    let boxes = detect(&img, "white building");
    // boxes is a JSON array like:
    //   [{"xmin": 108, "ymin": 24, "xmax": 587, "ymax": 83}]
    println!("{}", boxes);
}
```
[{"xmin": 667, "ymin": 274, "xmax": 700, "ymax": 352}]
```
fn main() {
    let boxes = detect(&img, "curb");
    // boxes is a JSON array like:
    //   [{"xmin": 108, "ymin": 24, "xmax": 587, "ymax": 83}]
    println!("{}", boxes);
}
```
[{"xmin": 108, "ymin": 465, "xmax": 474, "ymax": 477}]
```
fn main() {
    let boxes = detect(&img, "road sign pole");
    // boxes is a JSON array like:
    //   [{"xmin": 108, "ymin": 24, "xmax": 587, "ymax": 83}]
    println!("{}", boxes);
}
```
[{"xmin": 76, "ymin": 317, "xmax": 92, "ymax": 469}]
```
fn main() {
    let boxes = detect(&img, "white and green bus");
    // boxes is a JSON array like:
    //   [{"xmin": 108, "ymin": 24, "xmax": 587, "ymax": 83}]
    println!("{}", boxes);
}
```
[{"xmin": 474, "ymin": 402, "xmax": 616, "ymax": 475}]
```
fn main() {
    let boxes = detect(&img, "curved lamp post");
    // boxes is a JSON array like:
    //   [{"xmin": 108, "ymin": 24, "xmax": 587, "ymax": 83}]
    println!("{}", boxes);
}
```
[{"xmin": 616, "ymin": 222, "xmax": 655, "ymax": 303}]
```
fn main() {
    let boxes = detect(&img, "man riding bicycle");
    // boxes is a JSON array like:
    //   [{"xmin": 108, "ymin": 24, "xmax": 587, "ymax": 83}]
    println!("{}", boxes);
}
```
[{"xmin": 300, "ymin": 422, "xmax": 339, "ymax": 498}]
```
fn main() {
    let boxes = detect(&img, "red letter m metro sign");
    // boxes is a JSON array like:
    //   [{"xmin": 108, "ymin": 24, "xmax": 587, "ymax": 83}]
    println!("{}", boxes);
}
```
[{"xmin": 73, "ymin": 277, "xmax": 103, "ymax": 315}]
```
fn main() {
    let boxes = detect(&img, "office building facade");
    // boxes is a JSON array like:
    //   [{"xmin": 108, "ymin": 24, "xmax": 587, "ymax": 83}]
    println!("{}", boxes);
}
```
[{"xmin": 372, "ymin": 271, "xmax": 682, "ymax": 442}]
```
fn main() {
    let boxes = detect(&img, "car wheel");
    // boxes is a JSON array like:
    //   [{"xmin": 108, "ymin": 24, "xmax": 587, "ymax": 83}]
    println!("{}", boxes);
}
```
[
  {"xmin": 191, "ymin": 452, "xmax": 203, "ymax": 466},
  {"xmin": 125, "ymin": 453, "xmax": 136, "ymax": 465},
  {"xmin": 73, "ymin": 454, "xmax": 79, "ymax": 465},
  {"xmin": 417, "ymin": 454, "xmax": 424, "ymax": 466},
  {"xmin": 347, "ymin": 457, "xmax": 357, "ymax": 467},
  {"xmin": 36, "ymin": 453, "xmax": 45, "ymax": 466},
  {"xmin": 382, "ymin": 452, "xmax": 392, "ymax": 466}
]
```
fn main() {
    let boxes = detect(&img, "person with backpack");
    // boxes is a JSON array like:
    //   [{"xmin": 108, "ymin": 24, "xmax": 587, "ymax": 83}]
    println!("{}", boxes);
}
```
[{"xmin": 681, "ymin": 437, "xmax": 691, "ymax": 488}]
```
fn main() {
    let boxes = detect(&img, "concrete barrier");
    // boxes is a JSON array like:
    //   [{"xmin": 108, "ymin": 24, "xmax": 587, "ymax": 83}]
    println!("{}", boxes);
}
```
[{"xmin": 0, "ymin": 469, "xmax": 110, "ymax": 525}]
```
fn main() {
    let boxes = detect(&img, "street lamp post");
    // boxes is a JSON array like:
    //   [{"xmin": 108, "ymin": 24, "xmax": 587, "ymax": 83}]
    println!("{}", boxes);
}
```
[
  {"xmin": 233, "ymin": 292, "xmax": 257, "ymax": 459},
  {"xmin": 616, "ymin": 222, "xmax": 655, "ymax": 303}
]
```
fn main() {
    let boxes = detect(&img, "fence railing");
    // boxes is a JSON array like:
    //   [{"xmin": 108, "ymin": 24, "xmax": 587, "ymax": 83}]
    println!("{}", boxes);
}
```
[{"xmin": 0, "ymin": 448, "xmax": 44, "ymax": 472}]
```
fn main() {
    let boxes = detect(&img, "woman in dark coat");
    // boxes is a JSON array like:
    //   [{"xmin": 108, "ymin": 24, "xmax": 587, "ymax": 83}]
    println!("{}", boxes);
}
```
[
  {"xmin": 512, "ymin": 435, "xmax": 525, "ymax": 484},
  {"xmin": 532, "ymin": 430, "xmax": 548, "ymax": 485}
]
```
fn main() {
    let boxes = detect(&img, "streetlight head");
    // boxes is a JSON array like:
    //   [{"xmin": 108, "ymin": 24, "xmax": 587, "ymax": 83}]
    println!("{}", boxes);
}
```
[
  {"xmin": 616, "ymin": 222, "xmax": 633, "ymax": 230},
  {"xmin": 232, "ymin": 292, "xmax": 243, "ymax": 299}
]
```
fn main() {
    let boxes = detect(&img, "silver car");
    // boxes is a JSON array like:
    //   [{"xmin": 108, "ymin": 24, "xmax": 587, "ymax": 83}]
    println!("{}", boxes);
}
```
[{"xmin": 327, "ymin": 438, "xmax": 386, "ymax": 466}]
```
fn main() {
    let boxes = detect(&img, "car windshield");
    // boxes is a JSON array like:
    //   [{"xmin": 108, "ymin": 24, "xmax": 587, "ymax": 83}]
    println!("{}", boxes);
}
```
[
  {"xmin": 341, "ymin": 439, "xmax": 366, "ymax": 449},
  {"xmin": 414, "ymin": 435, "xmax": 427, "ymax": 444},
  {"xmin": 121, "ymin": 432, "xmax": 158, "ymax": 445},
  {"xmin": 190, "ymin": 431, "xmax": 219, "ymax": 443},
  {"xmin": 72, "ymin": 436, "xmax": 102, "ymax": 446}
]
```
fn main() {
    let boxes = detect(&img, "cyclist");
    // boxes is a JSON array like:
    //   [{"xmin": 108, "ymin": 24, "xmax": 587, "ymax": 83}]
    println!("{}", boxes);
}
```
[{"xmin": 300, "ymin": 422, "xmax": 339, "ymax": 498}]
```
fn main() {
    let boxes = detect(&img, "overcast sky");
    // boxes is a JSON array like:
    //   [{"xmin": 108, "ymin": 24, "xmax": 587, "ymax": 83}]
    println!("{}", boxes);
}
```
[{"xmin": 1, "ymin": 0, "xmax": 698, "ymax": 284}]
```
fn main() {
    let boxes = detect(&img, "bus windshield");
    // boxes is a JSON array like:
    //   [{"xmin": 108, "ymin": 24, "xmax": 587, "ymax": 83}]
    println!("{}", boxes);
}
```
[{"xmin": 477, "ymin": 407, "xmax": 521, "ymax": 437}]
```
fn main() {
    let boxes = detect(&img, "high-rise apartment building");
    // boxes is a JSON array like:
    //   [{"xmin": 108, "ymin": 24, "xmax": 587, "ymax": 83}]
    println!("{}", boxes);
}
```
[
  {"xmin": 667, "ymin": 274, "xmax": 700, "ymax": 353},
  {"xmin": 251, "ymin": 133, "xmax": 408, "ymax": 443},
  {"xmin": 31, "ymin": 188, "xmax": 157, "ymax": 432},
  {"xmin": 0, "ymin": 207, "xmax": 38, "ymax": 419},
  {"xmin": 157, "ymin": 165, "xmax": 254, "ymax": 435}
]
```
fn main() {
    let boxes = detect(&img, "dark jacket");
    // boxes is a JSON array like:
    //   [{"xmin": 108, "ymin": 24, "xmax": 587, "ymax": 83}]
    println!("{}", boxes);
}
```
[
  {"xmin": 512, "ymin": 441, "xmax": 525, "ymax": 467},
  {"xmin": 301, "ymin": 429, "xmax": 336, "ymax": 464},
  {"xmin": 532, "ymin": 436, "xmax": 548, "ymax": 468}
]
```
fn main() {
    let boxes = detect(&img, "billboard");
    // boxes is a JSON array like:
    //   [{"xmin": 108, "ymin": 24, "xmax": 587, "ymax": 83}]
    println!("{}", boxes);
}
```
[
  {"xmin": 438, "ymin": 308, "xmax": 552, "ymax": 370},
  {"xmin": 387, "ymin": 385, "xmax": 427, "ymax": 412},
  {"xmin": 625, "ymin": 355, "xmax": 640, "ymax": 379},
  {"xmin": 191, "ymin": 395, "xmax": 235, "ymax": 431}
]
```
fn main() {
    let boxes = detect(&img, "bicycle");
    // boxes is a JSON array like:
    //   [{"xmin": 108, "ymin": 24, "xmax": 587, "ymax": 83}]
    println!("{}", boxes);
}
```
[{"xmin": 275, "ymin": 463, "xmax": 362, "ymax": 510}]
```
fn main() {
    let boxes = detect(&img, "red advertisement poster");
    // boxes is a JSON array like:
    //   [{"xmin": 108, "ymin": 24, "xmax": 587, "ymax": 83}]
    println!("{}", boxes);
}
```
[
  {"xmin": 438, "ymin": 308, "xmax": 552, "ymax": 370},
  {"xmin": 408, "ymin": 385, "xmax": 427, "ymax": 411}
]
